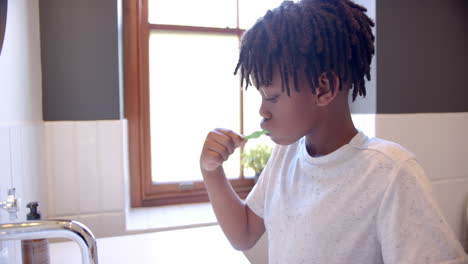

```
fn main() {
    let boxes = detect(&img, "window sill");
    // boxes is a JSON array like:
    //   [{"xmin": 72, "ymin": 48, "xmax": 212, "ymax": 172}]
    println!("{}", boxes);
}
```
[{"xmin": 125, "ymin": 202, "xmax": 217, "ymax": 233}]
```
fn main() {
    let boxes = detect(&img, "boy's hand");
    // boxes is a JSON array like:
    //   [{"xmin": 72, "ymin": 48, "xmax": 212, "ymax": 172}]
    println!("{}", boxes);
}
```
[{"xmin": 200, "ymin": 128, "xmax": 246, "ymax": 172}]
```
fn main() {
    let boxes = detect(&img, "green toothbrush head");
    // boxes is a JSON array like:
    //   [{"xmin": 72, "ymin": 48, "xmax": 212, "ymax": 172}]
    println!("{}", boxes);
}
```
[{"xmin": 243, "ymin": 129, "xmax": 269, "ymax": 140}]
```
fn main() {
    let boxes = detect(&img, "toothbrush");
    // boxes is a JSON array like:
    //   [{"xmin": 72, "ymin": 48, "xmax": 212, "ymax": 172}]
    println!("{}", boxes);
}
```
[{"xmin": 243, "ymin": 129, "xmax": 269, "ymax": 140}]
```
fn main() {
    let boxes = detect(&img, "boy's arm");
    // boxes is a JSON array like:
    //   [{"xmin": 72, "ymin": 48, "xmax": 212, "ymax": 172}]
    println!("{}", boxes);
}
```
[{"xmin": 200, "ymin": 128, "xmax": 265, "ymax": 251}]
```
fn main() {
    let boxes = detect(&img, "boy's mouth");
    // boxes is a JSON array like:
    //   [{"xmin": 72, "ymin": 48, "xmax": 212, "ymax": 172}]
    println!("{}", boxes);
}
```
[{"xmin": 260, "ymin": 125, "xmax": 270, "ymax": 136}]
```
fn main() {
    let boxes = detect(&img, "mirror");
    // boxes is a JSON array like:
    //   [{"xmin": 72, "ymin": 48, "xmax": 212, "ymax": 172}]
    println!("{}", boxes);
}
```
[{"xmin": 0, "ymin": 0, "xmax": 7, "ymax": 55}]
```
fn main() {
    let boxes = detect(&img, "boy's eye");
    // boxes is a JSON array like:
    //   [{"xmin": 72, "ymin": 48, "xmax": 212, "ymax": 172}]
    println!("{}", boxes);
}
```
[{"xmin": 265, "ymin": 95, "xmax": 279, "ymax": 102}]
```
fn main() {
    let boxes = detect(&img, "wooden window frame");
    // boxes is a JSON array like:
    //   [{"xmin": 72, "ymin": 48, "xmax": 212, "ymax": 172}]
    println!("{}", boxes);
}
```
[{"xmin": 124, "ymin": 0, "xmax": 255, "ymax": 207}]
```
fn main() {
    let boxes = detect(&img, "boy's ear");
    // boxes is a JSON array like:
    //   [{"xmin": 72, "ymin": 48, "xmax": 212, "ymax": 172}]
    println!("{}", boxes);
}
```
[{"xmin": 315, "ymin": 72, "xmax": 340, "ymax": 107}]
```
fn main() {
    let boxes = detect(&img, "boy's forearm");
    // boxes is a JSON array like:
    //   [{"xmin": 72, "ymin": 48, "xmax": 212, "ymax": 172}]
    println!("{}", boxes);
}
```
[{"xmin": 202, "ymin": 167, "xmax": 253, "ymax": 250}]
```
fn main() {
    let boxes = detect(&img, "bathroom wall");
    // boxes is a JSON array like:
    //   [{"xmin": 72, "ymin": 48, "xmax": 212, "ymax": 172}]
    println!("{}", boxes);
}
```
[
  {"xmin": 40, "ymin": 0, "xmax": 122, "ymax": 121},
  {"xmin": 38, "ymin": 0, "xmax": 128, "ymax": 238},
  {"xmin": 0, "ymin": 0, "xmax": 45, "ymax": 263},
  {"xmin": 44, "ymin": 120, "xmax": 127, "ymax": 237},
  {"xmin": 376, "ymin": 0, "xmax": 468, "ymax": 248}
]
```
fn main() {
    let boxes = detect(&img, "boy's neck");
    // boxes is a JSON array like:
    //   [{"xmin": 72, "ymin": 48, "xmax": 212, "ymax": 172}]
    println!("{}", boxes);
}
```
[{"xmin": 305, "ymin": 112, "xmax": 358, "ymax": 158}]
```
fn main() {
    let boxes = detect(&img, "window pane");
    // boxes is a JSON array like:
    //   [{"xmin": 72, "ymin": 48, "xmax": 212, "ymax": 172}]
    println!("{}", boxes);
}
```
[
  {"xmin": 149, "ymin": 30, "xmax": 241, "ymax": 183},
  {"xmin": 148, "ymin": 0, "xmax": 237, "ymax": 28},
  {"xmin": 239, "ymin": 0, "xmax": 285, "ymax": 30}
]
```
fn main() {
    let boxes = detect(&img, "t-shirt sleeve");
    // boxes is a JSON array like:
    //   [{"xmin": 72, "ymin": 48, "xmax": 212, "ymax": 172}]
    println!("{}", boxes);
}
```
[
  {"xmin": 245, "ymin": 144, "xmax": 279, "ymax": 219},
  {"xmin": 377, "ymin": 159, "xmax": 468, "ymax": 264}
]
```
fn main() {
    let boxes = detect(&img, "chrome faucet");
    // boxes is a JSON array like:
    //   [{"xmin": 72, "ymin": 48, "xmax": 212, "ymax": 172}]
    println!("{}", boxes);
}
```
[
  {"xmin": 0, "ymin": 220, "xmax": 98, "ymax": 264},
  {"xmin": 0, "ymin": 188, "xmax": 18, "ymax": 220}
]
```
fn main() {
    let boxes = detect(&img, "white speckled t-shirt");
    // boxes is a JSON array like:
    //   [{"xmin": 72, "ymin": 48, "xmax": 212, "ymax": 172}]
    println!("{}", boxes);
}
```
[{"xmin": 246, "ymin": 131, "xmax": 467, "ymax": 264}]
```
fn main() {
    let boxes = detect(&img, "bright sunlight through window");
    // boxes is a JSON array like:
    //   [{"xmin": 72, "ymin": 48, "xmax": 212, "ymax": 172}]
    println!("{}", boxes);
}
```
[{"xmin": 148, "ymin": 0, "xmax": 284, "ymax": 184}]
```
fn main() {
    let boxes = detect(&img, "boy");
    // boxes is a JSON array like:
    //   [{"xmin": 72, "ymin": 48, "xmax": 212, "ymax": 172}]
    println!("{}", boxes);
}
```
[{"xmin": 200, "ymin": 0, "xmax": 468, "ymax": 263}]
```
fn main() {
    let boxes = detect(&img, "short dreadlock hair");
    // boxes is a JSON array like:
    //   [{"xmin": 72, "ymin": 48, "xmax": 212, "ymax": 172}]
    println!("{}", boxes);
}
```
[{"xmin": 234, "ymin": 0, "xmax": 375, "ymax": 101}]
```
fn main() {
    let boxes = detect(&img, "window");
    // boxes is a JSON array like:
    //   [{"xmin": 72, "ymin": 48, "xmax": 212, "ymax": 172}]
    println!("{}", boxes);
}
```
[{"xmin": 124, "ymin": 0, "xmax": 280, "ymax": 207}]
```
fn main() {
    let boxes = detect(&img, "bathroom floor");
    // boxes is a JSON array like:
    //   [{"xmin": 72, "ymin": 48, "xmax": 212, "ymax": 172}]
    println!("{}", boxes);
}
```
[{"xmin": 50, "ymin": 225, "xmax": 250, "ymax": 263}]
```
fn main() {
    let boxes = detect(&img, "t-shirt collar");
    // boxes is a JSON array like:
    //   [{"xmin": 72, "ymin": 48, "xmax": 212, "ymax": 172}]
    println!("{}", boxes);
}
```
[{"xmin": 300, "ymin": 130, "xmax": 368, "ymax": 166}]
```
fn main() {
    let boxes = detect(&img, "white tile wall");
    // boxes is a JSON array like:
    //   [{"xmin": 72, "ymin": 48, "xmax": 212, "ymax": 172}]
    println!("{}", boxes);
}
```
[
  {"xmin": 45, "ymin": 120, "xmax": 127, "ymax": 238},
  {"xmin": 375, "ymin": 113, "xmax": 468, "ymax": 181},
  {"xmin": 10, "ymin": 126, "xmax": 25, "ymax": 209},
  {"xmin": 47, "ymin": 122, "xmax": 77, "ymax": 216},
  {"xmin": 0, "ymin": 123, "xmax": 46, "ymax": 221},
  {"xmin": 0, "ymin": 122, "xmax": 45, "ymax": 264},
  {"xmin": 0, "ymin": 127, "xmax": 13, "ymax": 210},
  {"xmin": 97, "ymin": 121, "xmax": 125, "ymax": 212},
  {"xmin": 22, "ymin": 124, "xmax": 47, "ymax": 217},
  {"xmin": 0, "ymin": 120, "xmax": 127, "ymax": 241},
  {"xmin": 76, "ymin": 122, "xmax": 100, "ymax": 214},
  {"xmin": 0, "ymin": 134, "xmax": 16, "ymax": 263}
]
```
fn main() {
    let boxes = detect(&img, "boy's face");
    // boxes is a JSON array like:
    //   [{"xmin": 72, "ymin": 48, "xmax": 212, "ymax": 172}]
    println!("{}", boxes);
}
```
[{"xmin": 258, "ymin": 72, "xmax": 321, "ymax": 145}]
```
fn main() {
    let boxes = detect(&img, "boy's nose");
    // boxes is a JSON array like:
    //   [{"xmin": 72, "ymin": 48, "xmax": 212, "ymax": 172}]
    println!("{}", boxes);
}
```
[{"xmin": 259, "ymin": 102, "xmax": 272, "ymax": 120}]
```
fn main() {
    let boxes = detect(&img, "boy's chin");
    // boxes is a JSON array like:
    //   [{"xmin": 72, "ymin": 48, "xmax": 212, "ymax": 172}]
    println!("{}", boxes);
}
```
[{"xmin": 271, "ymin": 135, "xmax": 301, "ymax": 146}]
